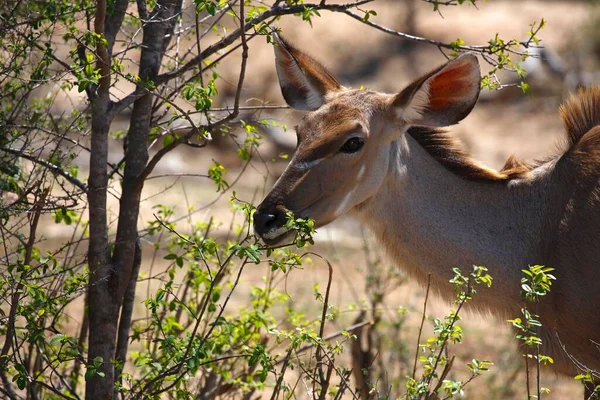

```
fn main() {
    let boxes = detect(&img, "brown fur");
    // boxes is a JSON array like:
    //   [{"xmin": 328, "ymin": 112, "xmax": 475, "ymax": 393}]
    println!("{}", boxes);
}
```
[
  {"xmin": 500, "ymin": 154, "xmax": 532, "ymax": 175},
  {"xmin": 408, "ymin": 87, "xmax": 600, "ymax": 183},
  {"xmin": 278, "ymin": 36, "xmax": 341, "ymax": 93},
  {"xmin": 259, "ymin": 38, "xmax": 600, "ymax": 388},
  {"xmin": 560, "ymin": 87, "xmax": 600, "ymax": 147},
  {"xmin": 407, "ymin": 127, "xmax": 530, "ymax": 181},
  {"xmin": 274, "ymin": 34, "xmax": 341, "ymax": 110}
]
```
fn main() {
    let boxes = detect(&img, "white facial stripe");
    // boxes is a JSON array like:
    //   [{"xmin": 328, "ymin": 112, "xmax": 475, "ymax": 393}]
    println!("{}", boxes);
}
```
[
  {"xmin": 295, "ymin": 158, "xmax": 324, "ymax": 171},
  {"xmin": 357, "ymin": 165, "xmax": 366, "ymax": 180},
  {"xmin": 263, "ymin": 226, "xmax": 289, "ymax": 240},
  {"xmin": 334, "ymin": 189, "xmax": 355, "ymax": 216}
]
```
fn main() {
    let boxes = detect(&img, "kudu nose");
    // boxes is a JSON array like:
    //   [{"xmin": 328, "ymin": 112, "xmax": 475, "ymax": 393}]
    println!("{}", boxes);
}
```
[
  {"xmin": 254, "ymin": 211, "xmax": 277, "ymax": 229},
  {"xmin": 253, "ymin": 205, "xmax": 287, "ymax": 238}
]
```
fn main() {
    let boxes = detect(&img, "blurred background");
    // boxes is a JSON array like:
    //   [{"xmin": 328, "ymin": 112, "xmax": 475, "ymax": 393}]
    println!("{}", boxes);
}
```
[
  {"xmin": 44, "ymin": 0, "xmax": 599, "ymax": 238},
  {"xmin": 14, "ymin": 0, "xmax": 600, "ymax": 398}
]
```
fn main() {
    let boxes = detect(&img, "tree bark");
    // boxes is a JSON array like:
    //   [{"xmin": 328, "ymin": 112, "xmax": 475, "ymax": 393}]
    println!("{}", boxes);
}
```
[
  {"xmin": 114, "ymin": 240, "xmax": 142, "ymax": 399},
  {"xmin": 104, "ymin": 0, "xmax": 130, "ymax": 58},
  {"xmin": 87, "ymin": 88, "xmax": 117, "ymax": 400},
  {"xmin": 108, "ymin": 0, "xmax": 183, "ymax": 397},
  {"xmin": 111, "ymin": 0, "xmax": 182, "ymax": 302},
  {"xmin": 86, "ymin": 0, "xmax": 122, "ymax": 398},
  {"xmin": 86, "ymin": 0, "xmax": 189, "ymax": 397}
]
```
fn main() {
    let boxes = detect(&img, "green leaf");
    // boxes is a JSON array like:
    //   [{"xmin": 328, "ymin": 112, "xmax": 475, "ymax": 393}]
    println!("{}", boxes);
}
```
[{"xmin": 163, "ymin": 133, "xmax": 174, "ymax": 148}]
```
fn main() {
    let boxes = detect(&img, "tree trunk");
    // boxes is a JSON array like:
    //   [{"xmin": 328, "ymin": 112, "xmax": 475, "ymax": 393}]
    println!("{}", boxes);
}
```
[
  {"xmin": 86, "ymin": 1, "xmax": 182, "ymax": 398},
  {"xmin": 85, "ymin": 1, "xmax": 123, "ymax": 398},
  {"xmin": 87, "ymin": 90, "xmax": 117, "ymax": 399}
]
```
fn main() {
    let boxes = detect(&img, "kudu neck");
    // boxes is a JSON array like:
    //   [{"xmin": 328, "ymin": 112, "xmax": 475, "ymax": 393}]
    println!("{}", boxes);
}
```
[{"xmin": 356, "ymin": 133, "xmax": 552, "ymax": 313}]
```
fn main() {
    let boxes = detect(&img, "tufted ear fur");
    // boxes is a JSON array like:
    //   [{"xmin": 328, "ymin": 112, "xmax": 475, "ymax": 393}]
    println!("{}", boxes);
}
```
[
  {"xmin": 273, "ymin": 33, "xmax": 342, "ymax": 111},
  {"xmin": 393, "ymin": 53, "xmax": 481, "ymax": 127}
]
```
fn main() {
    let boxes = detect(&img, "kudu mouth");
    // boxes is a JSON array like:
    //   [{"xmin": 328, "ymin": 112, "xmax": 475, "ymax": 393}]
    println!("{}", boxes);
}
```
[{"xmin": 253, "ymin": 203, "xmax": 295, "ymax": 245}]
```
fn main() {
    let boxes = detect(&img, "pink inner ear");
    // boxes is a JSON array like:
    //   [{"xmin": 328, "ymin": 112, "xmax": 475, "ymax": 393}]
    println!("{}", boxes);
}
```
[{"xmin": 428, "ymin": 61, "xmax": 477, "ymax": 111}]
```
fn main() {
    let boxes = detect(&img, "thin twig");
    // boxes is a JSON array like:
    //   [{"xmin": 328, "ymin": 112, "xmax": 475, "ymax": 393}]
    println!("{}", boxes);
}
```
[
  {"xmin": 270, "ymin": 348, "xmax": 293, "ymax": 400},
  {"xmin": 273, "ymin": 320, "xmax": 373, "ymax": 368},
  {"xmin": 412, "ymin": 274, "xmax": 432, "ymax": 379},
  {"xmin": 0, "ymin": 148, "xmax": 88, "ymax": 193},
  {"xmin": 0, "ymin": 188, "xmax": 48, "ymax": 397},
  {"xmin": 314, "ymin": 257, "xmax": 334, "ymax": 396}
]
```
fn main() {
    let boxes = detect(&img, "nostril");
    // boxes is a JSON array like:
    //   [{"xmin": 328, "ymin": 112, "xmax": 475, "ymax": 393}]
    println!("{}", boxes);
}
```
[
  {"xmin": 254, "ymin": 205, "xmax": 290, "ymax": 241},
  {"xmin": 263, "ymin": 213, "xmax": 277, "ymax": 228},
  {"xmin": 254, "ymin": 210, "xmax": 278, "ymax": 231}
]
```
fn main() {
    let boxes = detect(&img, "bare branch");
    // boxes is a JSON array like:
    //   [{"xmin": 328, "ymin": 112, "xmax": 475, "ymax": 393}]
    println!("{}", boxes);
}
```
[
  {"xmin": 413, "ymin": 274, "xmax": 431, "ymax": 379},
  {"xmin": 153, "ymin": 1, "xmax": 375, "ymax": 86},
  {"xmin": 94, "ymin": 0, "xmax": 111, "ymax": 97},
  {"xmin": 0, "ymin": 147, "xmax": 88, "ymax": 193}
]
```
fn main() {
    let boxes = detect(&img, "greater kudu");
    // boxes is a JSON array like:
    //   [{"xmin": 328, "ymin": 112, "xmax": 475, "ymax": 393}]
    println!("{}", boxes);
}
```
[{"xmin": 254, "ymin": 35, "xmax": 600, "ymax": 395}]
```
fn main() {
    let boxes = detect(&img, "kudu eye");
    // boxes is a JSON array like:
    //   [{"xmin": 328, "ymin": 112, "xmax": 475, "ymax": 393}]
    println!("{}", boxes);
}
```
[{"xmin": 339, "ymin": 137, "xmax": 365, "ymax": 154}]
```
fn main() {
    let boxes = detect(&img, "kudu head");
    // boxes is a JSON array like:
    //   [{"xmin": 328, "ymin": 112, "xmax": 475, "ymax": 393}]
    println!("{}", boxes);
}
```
[{"xmin": 254, "ymin": 35, "xmax": 481, "ymax": 244}]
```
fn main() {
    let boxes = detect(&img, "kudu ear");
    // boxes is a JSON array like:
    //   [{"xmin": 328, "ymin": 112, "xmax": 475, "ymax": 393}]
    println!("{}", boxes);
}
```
[
  {"xmin": 393, "ymin": 53, "xmax": 481, "ymax": 127},
  {"xmin": 273, "ymin": 33, "xmax": 342, "ymax": 111}
]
